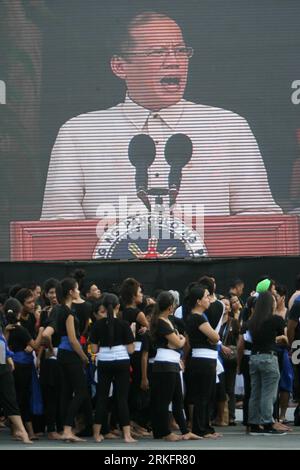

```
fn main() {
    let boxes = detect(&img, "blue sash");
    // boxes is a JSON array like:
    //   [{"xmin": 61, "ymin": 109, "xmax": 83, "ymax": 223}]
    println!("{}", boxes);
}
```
[
  {"xmin": 13, "ymin": 350, "xmax": 44, "ymax": 415},
  {"xmin": 279, "ymin": 349, "xmax": 294, "ymax": 393},
  {"xmin": 13, "ymin": 350, "xmax": 34, "ymax": 365},
  {"xmin": 58, "ymin": 336, "xmax": 74, "ymax": 352}
]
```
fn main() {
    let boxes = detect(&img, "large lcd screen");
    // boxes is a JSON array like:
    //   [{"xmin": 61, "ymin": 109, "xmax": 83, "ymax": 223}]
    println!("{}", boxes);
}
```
[{"xmin": 1, "ymin": 0, "xmax": 300, "ymax": 260}]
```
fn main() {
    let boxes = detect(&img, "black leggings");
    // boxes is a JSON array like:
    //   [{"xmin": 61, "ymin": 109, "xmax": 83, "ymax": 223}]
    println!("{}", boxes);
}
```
[
  {"xmin": 59, "ymin": 359, "xmax": 93, "ymax": 428},
  {"xmin": 188, "ymin": 358, "xmax": 216, "ymax": 437},
  {"xmin": 13, "ymin": 363, "xmax": 32, "ymax": 423},
  {"xmin": 41, "ymin": 359, "xmax": 63, "ymax": 433},
  {"xmin": 95, "ymin": 361, "xmax": 130, "ymax": 427},
  {"xmin": 0, "ymin": 371, "xmax": 20, "ymax": 416},
  {"xmin": 151, "ymin": 370, "xmax": 188, "ymax": 439}
]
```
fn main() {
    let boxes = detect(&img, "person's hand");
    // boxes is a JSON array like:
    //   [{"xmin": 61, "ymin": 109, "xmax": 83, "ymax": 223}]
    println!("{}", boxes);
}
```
[
  {"xmin": 7, "ymin": 358, "xmax": 14, "ymax": 372},
  {"xmin": 131, "ymin": 322, "xmax": 136, "ymax": 337},
  {"xmin": 25, "ymin": 345, "xmax": 34, "ymax": 353},
  {"xmin": 138, "ymin": 326, "xmax": 147, "ymax": 335},
  {"xmin": 140, "ymin": 378, "xmax": 149, "ymax": 391},
  {"xmin": 221, "ymin": 345, "xmax": 232, "ymax": 358},
  {"xmin": 5, "ymin": 324, "xmax": 16, "ymax": 332},
  {"xmin": 82, "ymin": 355, "xmax": 89, "ymax": 366}
]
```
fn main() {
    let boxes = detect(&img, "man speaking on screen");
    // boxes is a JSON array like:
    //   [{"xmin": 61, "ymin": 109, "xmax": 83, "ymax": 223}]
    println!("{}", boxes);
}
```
[{"xmin": 41, "ymin": 11, "xmax": 281, "ymax": 221}]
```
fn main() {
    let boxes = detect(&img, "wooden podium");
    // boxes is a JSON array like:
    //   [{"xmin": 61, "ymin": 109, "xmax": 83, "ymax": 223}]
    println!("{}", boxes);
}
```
[{"xmin": 10, "ymin": 215, "xmax": 300, "ymax": 261}]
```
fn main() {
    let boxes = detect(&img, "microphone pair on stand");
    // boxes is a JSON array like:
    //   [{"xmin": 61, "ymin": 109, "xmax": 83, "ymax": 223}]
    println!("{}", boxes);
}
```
[{"xmin": 128, "ymin": 133, "xmax": 193, "ymax": 211}]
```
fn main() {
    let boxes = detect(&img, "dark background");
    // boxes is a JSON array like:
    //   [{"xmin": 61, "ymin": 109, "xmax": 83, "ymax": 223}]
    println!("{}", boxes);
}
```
[
  {"xmin": 0, "ymin": 256, "xmax": 299, "ymax": 299},
  {"xmin": 1, "ymin": 0, "xmax": 300, "ymax": 260}
]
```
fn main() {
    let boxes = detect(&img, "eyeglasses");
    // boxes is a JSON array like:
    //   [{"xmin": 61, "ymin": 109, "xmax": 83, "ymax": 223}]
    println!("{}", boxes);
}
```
[{"xmin": 123, "ymin": 46, "xmax": 194, "ymax": 60}]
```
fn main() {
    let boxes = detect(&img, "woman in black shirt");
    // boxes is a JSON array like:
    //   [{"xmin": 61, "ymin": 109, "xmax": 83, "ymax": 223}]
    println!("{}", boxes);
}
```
[
  {"xmin": 151, "ymin": 291, "xmax": 200, "ymax": 442},
  {"xmin": 0, "ymin": 300, "xmax": 33, "ymax": 444},
  {"xmin": 56, "ymin": 278, "xmax": 92, "ymax": 442},
  {"xmin": 5, "ymin": 298, "xmax": 44, "ymax": 441},
  {"xmin": 185, "ymin": 286, "xmax": 220, "ymax": 438},
  {"xmin": 248, "ymin": 291, "xmax": 287, "ymax": 435},
  {"xmin": 90, "ymin": 293, "xmax": 135, "ymax": 443},
  {"xmin": 39, "ymin": 279, "xmax": 64, "ymax": 440}
]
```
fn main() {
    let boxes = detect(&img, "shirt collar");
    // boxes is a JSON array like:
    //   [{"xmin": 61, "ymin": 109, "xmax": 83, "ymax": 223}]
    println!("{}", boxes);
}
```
[{"xmin": 122, "ymin": 94, "xmax": 186, "ymax": 131}]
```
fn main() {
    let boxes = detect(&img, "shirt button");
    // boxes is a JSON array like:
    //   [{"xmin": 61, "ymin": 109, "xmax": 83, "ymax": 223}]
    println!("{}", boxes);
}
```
[
  {"xmin": 155, "ymin": 173, "xmax": 160, "ymax": 178},
  {"xmin": 155, "ymin": 141, "xmax": 159, "ymax": 145},
  {"xmin": 153, "ymin": 114, "xmax": 159, "ymax": 119}
]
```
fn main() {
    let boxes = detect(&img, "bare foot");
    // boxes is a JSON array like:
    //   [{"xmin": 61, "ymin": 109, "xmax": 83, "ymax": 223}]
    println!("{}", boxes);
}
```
[
  {"xmin": 182, "ymin": 432, "xmax": 203, "ymax": 440},
  {"xmin": 14, "ymin": 431, "xmax": 33, "ymax": 444},
  {"xmin": 104, "ymin": 432, "xmax": 119, "ymax": 439},
  {"xmin": 213, "ymin": 421, "xmax": 228, "ymax": 427},
  {"xmin": 28, "ymin": 434, "xmax": 40, "ymax": 441},
  {"xmin": 163, "ymin": 433, "xmax": 182, "ymax": 442},
  {"xmin": 48, "ymin": 432, "xmax": 64, "ymax": 441},
  {"xmin": 203, "ymin": 433, "xmax": 219, "ymax": 439},
  {"xmin": 94, "ymin": 434, "xmax": 104, "ymax": 443},
  {"xmin": 273, "ymin": 422, "xmax": 292, "ymax": 432},
  {"xmin": 61, "ymin": 433, "xmax": 86, "ymax": 442},
  {"xmin": 124, "ymin": 435, "xmax": 137, "ymax": 443}
]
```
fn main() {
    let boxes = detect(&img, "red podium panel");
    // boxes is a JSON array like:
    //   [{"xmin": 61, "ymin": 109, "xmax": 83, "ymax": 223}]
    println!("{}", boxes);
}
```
[{"xmin": 10, "ymin": 215, "xmax": 300, "ymax": 261}]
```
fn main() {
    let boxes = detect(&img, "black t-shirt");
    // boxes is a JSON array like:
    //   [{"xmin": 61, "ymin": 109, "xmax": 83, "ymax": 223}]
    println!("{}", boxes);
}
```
[
  {"xmin": 55, "ymin": 304, "xmax": 80, "ymax": 341},
  {"xmin": 186, "ymin": 313, "xmax": 217, "ymax": 350},
  {"xmin": 122, "ymin": 306, "xmax": 144, "ymax": 341},
  {"xmin": 241, "ymin": 321, "xmax": 252, "ymax": 352},
  {"xmin": 41, "ymin": 307, "xmax": 61, "ymax": 348},
  {"xmin": 153, "ymin": 318, "xmax": 177, "ymax": 349},
  {"xmin": 90, "ymin": 317, "xmax": 134, "ymax": 347},
  {"xmin": 289, "ymin": 300, "xmax": 300, "ymax": 343},
  {"xmin": 72, "ymin": 301, "xmax": 92, "ymax": 336},
  {"xmin": 250, "ymin": 315, "xmax": 285, "ymax": 354},
  {"xmin": 141, "ymin": 331, "xmax": 157, "ymax": 359},
  {"xmin": 8, "ymin": 325, "xmax": 32, "ymax": 352},
  {"xmin": 152, "ymin": 319, "xmax": 180, "ymax": 373},
  {"xmin": 205, "ymin": 300, "xmax": 224, "ymax": 330},
  {"xmin": 20, "ymin": 312, "xmax": 36, "ymax": 339}
]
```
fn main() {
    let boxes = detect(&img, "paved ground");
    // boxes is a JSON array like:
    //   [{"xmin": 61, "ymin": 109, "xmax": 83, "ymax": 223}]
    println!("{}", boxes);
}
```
[{"xmin": 1, "ymin": 409, "xmax": 299, "ymax": 450}]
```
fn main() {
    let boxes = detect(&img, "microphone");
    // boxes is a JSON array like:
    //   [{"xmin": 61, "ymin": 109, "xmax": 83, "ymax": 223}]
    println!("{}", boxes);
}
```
[
  {"xmin": 164, "ymin": 133, "xmax": 193, "ymax": 206},
  {"xmin": 128, "ymin": 134, "xmax": 156, "ymax": 211}
]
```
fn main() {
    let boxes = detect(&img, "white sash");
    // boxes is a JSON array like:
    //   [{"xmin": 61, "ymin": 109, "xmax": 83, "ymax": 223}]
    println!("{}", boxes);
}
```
[
  {"xmin": 154, "ymin": 348, "xmax": 181, "ymax": 364},
  {"xmin": 192, "ymin": 348, "xmax": 218, "ymax": 360},
  {"xmin": 97, "ymin": 345, "xmax": 129, "ymax": 362},
  {"xmin": 134, "ymin": 341, "xmax": 142, "ymax": 352}
]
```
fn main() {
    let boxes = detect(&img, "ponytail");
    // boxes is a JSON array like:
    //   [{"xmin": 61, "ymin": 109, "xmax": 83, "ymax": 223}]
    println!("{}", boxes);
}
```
[{"xmin": 102, "ymin": 293, "xmax": 119, "ymax": 348}]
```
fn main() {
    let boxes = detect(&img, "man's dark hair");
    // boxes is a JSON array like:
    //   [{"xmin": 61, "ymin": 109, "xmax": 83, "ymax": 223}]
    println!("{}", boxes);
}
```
[
  {"xmin": 81, "ymin": 281, "xmax": 98, "ymax": 298},
  {"xmin": 43, "ymin": 278, "xmax": 60, "ymax": 295},
  {"xmin": 198, "ymin": 276, "xmax": 215, "ymax": 295},
  {"xmin": 8, "ymin": 284, "xmax": 23, "ymax": 298},
  {"xmin": 120, "ymin": 278, "xmax": 141, "ymax": 306},
  {"xmin": 15, "ymin": 288, "xmax": 34, "ymax": 305},
  {"xmin": 229, "ymin": 278, "xmax": 244, "ymax": 289},
  {"xmin": 276, "ymin": 284, "xmax": 287, "ymax": 298}
]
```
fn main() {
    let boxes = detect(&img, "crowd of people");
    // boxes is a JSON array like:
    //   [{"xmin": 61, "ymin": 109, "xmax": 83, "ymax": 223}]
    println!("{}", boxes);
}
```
[{"xmin": 1, "ymin": 270, "xmax": 300, "ymax": 444}]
